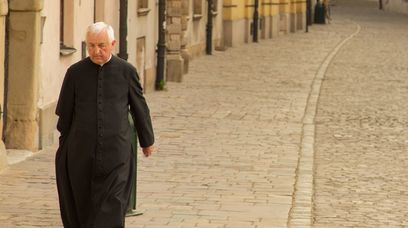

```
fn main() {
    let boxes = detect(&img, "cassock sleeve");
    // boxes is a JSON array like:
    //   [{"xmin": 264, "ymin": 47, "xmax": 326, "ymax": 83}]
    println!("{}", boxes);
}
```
[
  {"xmin": 128, "ymin": 70, "xmax": 155, "ymax": 148},
  {"xmin": 56, "ymin": 69, "xmax": 75, "ymax": 146}
]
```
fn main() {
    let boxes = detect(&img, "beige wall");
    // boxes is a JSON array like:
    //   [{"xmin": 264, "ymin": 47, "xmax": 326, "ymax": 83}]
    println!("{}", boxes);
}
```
[
  {"xmin": 6, "ymin": 0, "xmax": 43, "ymax": 150},
  {"xmin": 186, "ymin": 0, "xmax": 224, "ymax": 58},
  {"xmin": 213, "ymin": 0, "xmax": 225, "ymax": 49},
  {"xmin": 0, "ymin": 0, "xmax": 7, "ymax": 171},
  {"xmin": 128, "ymin": 0, "xmax": 158, "ymax": 92}
]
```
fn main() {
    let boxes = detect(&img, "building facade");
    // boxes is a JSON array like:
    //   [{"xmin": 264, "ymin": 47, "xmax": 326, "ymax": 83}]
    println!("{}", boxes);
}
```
[
  {"xmin": 0, "ymin": 0, "xmax": 308, "ymax": 172},
  {"xmin": 0, "ymin": 0, "xmax": 163, "ymax": 172},
  {"xmin": 223, "ymin": 0, "xmax": 307, "ymax": 47}
]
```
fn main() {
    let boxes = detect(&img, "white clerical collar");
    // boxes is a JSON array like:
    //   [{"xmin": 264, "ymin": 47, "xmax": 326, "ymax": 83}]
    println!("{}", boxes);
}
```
[{"xmin": 100, "ymin": 55, "xmax": 112, "ymax": 66}]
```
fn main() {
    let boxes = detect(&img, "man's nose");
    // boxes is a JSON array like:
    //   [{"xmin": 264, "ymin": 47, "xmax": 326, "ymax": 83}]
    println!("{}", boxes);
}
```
[{"xmin": 94, "ymin": 47, "xmax": 101, "ymax": 54}]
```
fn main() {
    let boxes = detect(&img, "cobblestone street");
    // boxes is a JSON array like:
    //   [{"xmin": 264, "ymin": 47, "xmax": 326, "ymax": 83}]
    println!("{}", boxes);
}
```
[
  {"xmin": 0, "ymin": 0, "xmax": 407, "ymax": 227},
  {"xmin": 312, "ymin": 1, "xmax": 408, "ymax": 227}
]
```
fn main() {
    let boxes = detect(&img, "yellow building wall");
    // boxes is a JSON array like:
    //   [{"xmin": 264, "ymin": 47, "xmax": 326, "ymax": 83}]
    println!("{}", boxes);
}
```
[
  {"xmin": 271, "ymin": 0, "xmax": 280, "ymax": 15},
  {"xmin": 297, "ymin": 0, "xmax": 306, "ymax": 13},
  {"xmin": 223, "ymin": 0, "xmax": 246, "ymax": 20},
  {"xmin": 260, "ymin": 0, "xmax": 271, "ymax": 17},
  {"xmin": 279, "ymin": 0, "xmax": 289, "ymax": 13},
  {"xmin": 289, "ymin": 0, "xmax": 296, "ymax": 14},
  {"xmin": 244, "ymin": 0, "xmax": 253, "ymax": 19},
  {"xmin": 224, "ymin": 0, "xmax": 286, "ymax": 20}
]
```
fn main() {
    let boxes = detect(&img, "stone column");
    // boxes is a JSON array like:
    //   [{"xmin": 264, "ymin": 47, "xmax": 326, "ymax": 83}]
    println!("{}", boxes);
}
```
[
  {"xmin": 166, "ymin": 0, "xmax": 184, "ymax": 82},
  {"xmin": 0, "ymin": 0, "xmax": 8, "ymax": 171},
  {"xmin": 279, "ymin": 0, "xmax": 290, "ymax": 35},
  {"xmin": 296, "ymin": 0, "xmax": 306, "ymax": 30},
  {"xmin": 180, "ymin": 0, "xmax": 190, "ymax": 74},
  {"xmin": 6, "ymin": 0, "xmax": 43, "ymax": 150},
  {"xmin": 271, "ymin": 0, "xmax": 280, "ymax": 37},
  {"xmin": 290, "ymin": 0, "xmax": 297, "ymax": 33}
]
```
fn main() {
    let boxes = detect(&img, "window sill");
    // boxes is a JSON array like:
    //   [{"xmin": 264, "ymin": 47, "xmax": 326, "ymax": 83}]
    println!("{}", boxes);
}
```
[
  {"xmin": 138, "ymin": 8, "xmax": 151, "ymax": 16},
  {"xmin": 193, "ymin": 14, "xmax": 202, "ymax": 20},
  {"xmin": 60, "ymin": 45, "xmax": 77, "ymax": 56}
]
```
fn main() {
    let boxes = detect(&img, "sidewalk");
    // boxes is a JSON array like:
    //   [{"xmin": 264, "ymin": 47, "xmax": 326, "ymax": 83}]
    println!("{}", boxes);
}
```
[{"xmin": 1, "ymin": 17, "xmax": 355, "ymax": 228}]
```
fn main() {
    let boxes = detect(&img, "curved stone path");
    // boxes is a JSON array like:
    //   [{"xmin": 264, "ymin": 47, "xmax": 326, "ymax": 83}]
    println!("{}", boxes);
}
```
[{"xmin": 288, "ymin": 20, "xmax": 361, "ymax": 227}]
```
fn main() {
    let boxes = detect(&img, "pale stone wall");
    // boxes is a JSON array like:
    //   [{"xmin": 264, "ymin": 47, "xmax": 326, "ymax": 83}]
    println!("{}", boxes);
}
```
[
  {"xmin": 224, "ymin": 19, "xmax": 246, "ymax": 47},
  {"xmin": 127, "ymin": 0, "xmax": 158, "ymax": 92},
  {"xmin": 213, "ymin": 0, "xmax": 225, "ymax": 50},
  {"xmin": 6, "ymin": 0, "xmax": 43, "ymax": 151},
  {"xmin": 0, "ymin": 0, "xmax": 8, "ymax": 172},
  {"xmin": 166, "ymin": 0, "xmax": 184, "ymax": 82},
  {"xmin": 189, "ymin": 5, "xmax": 207, "ymax": 57},
  {"xmin": 223, "ymin": 0, "xmax": 305, "ymax": 46},
  {"xmin": 184, "ymin": 0, "xmax": 224, "ymax": 58}
]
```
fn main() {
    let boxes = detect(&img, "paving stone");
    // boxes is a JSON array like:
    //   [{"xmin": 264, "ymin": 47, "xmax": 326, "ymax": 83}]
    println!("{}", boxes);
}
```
[{"xmin": 312, "ymin": 0, "xmax": 408, "ymax": 227}]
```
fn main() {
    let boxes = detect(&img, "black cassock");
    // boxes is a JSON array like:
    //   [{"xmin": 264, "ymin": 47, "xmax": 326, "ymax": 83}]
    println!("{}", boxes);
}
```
[{"xmin": 55, "ymin": 56, "xmax": 154, "ymax": 228}]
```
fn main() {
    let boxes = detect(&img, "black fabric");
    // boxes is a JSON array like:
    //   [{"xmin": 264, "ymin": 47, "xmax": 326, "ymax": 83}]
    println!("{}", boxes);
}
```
[{"xmin": 55, "ymin": 56, "xmax": 154, "ymax": 228}]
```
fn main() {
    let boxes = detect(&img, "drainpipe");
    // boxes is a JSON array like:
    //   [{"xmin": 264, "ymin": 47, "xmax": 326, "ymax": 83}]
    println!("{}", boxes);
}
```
[
  {"xmin": 206, "ymin": 0, "xmax": 213, "ymax": 55},
  {"xmin": 253, "ymin": 0, "xmax": 259, "ymax": 42},
  {"xmin": 118, "ymin": 0, "xmax": 128, "ymax": 60},
  {"xmin": 155, "ymin": 0, "xmax": 166, "ymax": 90},
  {"xmin": 306, "ymin": 0, "xmax": 312, "ymax": 32}
]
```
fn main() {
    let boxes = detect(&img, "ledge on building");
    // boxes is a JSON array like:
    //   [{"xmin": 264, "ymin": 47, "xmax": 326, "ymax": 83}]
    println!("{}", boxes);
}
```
[
  {"xmin": 193, "ymin": 14, "xmax": 202, "ymax": 20},
  {"xmin": 60, "ymin": 44, "xmax": 77, "ymax": 56},
  {"xmin": 137, "ymin": 8, "xmax": 150, "ymax": 16}
]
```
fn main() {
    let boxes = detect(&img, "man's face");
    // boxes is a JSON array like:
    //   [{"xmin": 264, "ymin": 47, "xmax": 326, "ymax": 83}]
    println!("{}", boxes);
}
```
[{"xmin": 86, "ymin": 30, "xmax": 116, "ymax": 65}]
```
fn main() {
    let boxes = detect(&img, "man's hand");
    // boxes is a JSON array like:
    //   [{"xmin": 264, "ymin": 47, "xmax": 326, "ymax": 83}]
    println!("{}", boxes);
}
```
[{"xmin": 142, "ymin": 145, "xmax": 154, "ymax": 157}]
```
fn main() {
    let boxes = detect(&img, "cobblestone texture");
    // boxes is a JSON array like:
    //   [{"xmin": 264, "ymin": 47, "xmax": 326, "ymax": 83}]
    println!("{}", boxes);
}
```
[
  {"xmin": 133, "ymin": 23, "xmax": 350, "ymax": 228},
  {"xmin": 0, "ymin": 1, "xmax": 407, "ymax": 227},
  {"xmin": 313, "ymin": 0, "xmax": 408, "ymax": 227}
]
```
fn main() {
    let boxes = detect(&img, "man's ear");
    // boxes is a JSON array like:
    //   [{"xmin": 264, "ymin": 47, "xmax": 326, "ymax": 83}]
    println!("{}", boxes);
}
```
[{"xmin": 111, "ymin": 40, "xmax": 117, "ymax": 47}]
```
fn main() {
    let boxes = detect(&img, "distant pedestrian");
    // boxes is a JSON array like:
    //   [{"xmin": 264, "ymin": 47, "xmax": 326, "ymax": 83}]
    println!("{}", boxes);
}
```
[{"xmin": 55, "ymin": 21, "xmax": 155, "ymax": 228}]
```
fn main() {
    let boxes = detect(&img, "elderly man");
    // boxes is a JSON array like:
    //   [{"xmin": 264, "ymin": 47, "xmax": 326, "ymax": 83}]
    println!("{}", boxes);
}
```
[{"xmin": 55, "ymin": 22, "xmax": 155, "ymax": 228}]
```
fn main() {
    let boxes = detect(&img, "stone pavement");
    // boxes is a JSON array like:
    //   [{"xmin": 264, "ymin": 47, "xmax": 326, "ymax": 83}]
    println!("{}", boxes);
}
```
[
  {"xmin": 1, "ymin": 1, "xmax": 406, "ymax": 227},
  {"xmin": 312, "ymin": 0, "xmax": 408, "ymax": 227}
]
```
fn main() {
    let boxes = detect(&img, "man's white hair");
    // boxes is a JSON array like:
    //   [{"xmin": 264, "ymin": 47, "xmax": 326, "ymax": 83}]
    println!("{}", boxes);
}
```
[{"xmin": 86, "ymin": 22, "xmax": 115, "ymax": 42}]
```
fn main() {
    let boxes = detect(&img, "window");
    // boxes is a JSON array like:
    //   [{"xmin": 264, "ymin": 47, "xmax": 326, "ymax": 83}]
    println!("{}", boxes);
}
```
[
  {"xmin": 137, "ymin": 0, "xmax": 150, "ymax": 16},
  {"xmin": 193, "ymin": 0, "xmax": 203, "ymax": 19},
  {"xmin": 60, "ymin": 0, "xmax": 76, "ymax": 55},
  {"xmin": 138, "ymin": 0, "xmax": 148, "ymax": 9},
  {"xmin": 94, "ymin": 0, "xmax": 105, "ymax": 22},
  {"xmin": 212, "ymin": 0, "xmax": 218, "ymax": 13}
]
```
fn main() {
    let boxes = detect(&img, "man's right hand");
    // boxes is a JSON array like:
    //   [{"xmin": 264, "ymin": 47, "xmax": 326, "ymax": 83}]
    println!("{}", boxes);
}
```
[{"xmin": 142, "ymin": 145, "xmax": 154, "ymax": 157}]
